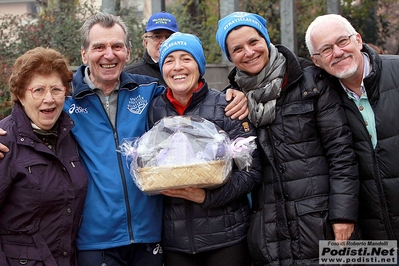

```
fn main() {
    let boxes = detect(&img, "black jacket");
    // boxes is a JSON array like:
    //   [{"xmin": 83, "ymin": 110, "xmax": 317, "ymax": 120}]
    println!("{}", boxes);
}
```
[
  {"xmin": 124, "ymin": 50, "xmax": 165, "ymax": 85},
  {"xmin": 332, "ymin": 45, "xmax": 399, "ymax": 240},
  {"xmin": 148, "ymin": 80, "xmax": 262, "ymax": 254},
  {"xmin": 228, "ymin": 45, "xmax": 359, "ymax": 265}
]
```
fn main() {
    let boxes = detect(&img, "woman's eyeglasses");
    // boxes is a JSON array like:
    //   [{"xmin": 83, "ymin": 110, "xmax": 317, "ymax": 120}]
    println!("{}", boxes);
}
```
[{"xmin": 27, "ymin": 86, "xmax": 66, "ymax": 100}]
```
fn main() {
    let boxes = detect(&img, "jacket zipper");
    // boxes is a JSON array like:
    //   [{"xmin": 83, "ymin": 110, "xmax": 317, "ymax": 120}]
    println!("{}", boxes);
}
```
[
  {"xmin": 186, "ymin": 201, "xmax": 197, "ymax": 254},
  {"xmin": 98, "ymin": 93, "xmax": 135, "ymax": 242}
]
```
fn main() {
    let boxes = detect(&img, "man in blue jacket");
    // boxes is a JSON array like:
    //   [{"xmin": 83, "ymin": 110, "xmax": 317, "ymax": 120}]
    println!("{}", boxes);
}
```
[
  {"xmin": 0, "ymin": 12, "xmax": 248, "ymax": 266},
  {"xmin": 68, "ymin": 13, "xmax": 165, "ymax": 266}
]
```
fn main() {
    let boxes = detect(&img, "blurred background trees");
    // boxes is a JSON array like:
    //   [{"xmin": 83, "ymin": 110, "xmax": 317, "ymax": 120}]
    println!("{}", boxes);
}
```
[
  {"xmin": 0, "ymin": 0, "xmax": 398, "ymax": 118},
  {"xmin": 0, "ymin": 0, "xmax": 143, "ymax": 118}
]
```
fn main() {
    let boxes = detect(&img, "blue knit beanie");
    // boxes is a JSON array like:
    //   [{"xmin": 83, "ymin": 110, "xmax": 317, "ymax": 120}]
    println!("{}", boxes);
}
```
[
  {"xmin": 159, "ymin": 32, "xmax": 206, "ymax": 78},
  {"xmin": 215, "ymin": 12, "xmax": 271, "ymax": 62}
]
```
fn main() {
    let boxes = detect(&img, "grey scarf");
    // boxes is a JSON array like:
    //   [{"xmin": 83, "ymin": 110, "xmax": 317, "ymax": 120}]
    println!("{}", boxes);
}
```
[{"xmin": 235, "ymin": 44, "xmax": 286, "ymax": 127}]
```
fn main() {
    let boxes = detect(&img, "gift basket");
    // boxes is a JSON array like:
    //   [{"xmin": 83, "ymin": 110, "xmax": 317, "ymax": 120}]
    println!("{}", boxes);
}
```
[{"xmin": 119, "ymin": 116, "xmax": 256, "ymax": 194}]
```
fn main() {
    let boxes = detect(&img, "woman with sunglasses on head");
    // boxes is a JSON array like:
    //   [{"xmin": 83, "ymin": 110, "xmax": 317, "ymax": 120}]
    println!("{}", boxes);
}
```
[{"xmin": 0, "ymin": 47, "xmax": 87, "ymax": 266}]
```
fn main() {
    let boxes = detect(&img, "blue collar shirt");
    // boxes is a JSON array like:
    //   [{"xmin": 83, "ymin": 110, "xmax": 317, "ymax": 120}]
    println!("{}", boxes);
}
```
[{"xmin": 340, "ymin": 53, "xmax": 377, "ymax": 148}]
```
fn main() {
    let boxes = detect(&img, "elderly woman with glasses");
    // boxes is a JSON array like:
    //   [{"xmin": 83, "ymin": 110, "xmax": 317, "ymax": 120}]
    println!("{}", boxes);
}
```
[
  {"xmin": 215, "ymin": 12, "xmax": 360, "ymax": 265},
  {"xmin": 0, "ymin": 47, "xmax": 87, "ymax": 266}
]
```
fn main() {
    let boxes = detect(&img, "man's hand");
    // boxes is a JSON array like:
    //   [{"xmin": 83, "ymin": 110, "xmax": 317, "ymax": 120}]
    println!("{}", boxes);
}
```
[
  {"xmin": 0, "ymin": 129, "xmax": 8, "ymax": 159},
  {"xmin": 161, "ymin": 187, "xmax": 206, "ymax": 204},
  {"xmin": 333, "ymin": 222, "xmax": 354, "ymax": 241},
  {"xmin": 225, "ymin": 89, "xmax": 248, "ymax": 120}
]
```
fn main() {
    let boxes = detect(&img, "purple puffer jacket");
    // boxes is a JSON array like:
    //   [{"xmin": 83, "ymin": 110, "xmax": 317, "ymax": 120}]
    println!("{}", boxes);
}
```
[{"xmin": 0, "ymin": 104, "xmax": 87, "ymax": 266}]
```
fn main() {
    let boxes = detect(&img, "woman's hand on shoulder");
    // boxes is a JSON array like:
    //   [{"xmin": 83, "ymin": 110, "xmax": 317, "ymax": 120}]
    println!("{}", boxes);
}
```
[{"xmin": 0, "ymin": 129, "xmax": 9, "ymax": 158}]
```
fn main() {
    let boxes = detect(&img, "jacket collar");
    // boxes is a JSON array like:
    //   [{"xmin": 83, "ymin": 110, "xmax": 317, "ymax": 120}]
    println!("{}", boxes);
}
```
[
  {"xmin": 362, "ymin": 44, "xmax": 381, "ymax": 104},
  {"xmin": 274, "ymin": 45, "xmax": 304, "ymax": 90},
  {"xmin": 163, "ymin": 78, "xmax": 209, "ymax": 113},
  {"xmin": 71, "ymin": 65, "xmax": 141, "ymax": 98},
  {"xmin": 142, "ymin": 50, "xmax": 160, "ymax": 69},
  {"xmin": 324, "ymin": 44, "xmax": 382, "ymax": 105},
  {"xmin": 187, "ymin": 78, "xmax": 208, "ymax": 109},
  {"xmin": 12, "ymin": 103, "xmax": 74, "ymax": 145}
]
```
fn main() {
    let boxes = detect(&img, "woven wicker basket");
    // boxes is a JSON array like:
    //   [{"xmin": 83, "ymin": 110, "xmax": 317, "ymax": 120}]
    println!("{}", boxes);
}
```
[{"xmin": 135, "ymin": 160, "xmax": 228, "ymax": 194}]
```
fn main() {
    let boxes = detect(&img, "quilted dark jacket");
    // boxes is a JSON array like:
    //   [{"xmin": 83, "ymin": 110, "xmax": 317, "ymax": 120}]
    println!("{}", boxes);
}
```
[
  {"xmin": 228, "ymin": 45, "xmax": 359, "ymax": 266},
  {"xmin": 0, "ymin": 104, "xmax": 87, "ymax": 266},
  {"xmin": 332, "ymin": 45, "xmax": 399, "ymax": 240},
  {"xmin": 148, "ymin": 80, "xmax": 262, "ymax": 254},
  {"xmin": 124, "ymin": 50, "xmax": 165, "ymax": 85}
]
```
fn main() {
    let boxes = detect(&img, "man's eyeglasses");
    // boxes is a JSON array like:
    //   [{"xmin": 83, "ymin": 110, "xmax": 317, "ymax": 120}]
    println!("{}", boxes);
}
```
[
  {"xmin": 145, "ymin": 34, "xmax": 171, "ymax": 42},
  {"xmin": 27, "ymin": 86, "xmax": 66, "ymax": 100},
  {"xmin": 313, "ymin": 34, "xmax": 355, "ymax": 58}
]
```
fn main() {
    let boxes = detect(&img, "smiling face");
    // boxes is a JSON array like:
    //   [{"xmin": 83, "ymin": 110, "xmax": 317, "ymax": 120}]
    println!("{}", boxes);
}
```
[
  {"xmin": 162, "ymin": 50, "xmax": 200, "ymax": 105},
  {"xmin": 310, "ymin": 19, "xmax": 363, "ymax": 80},
  {"xmin": 81, "ymin": 24, "xmax": 130, "ymax": 92},
  {"xmin": 19, "ymin": 73, "xmax": 65, "ymax": 130},
  {"xmin": 226, "ymin": 26, "xmax": 269, "ymax": 76}
]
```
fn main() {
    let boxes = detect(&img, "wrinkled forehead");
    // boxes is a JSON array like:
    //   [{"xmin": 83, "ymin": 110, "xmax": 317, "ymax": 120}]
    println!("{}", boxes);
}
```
[
  {"xmin": 88, "ymin": 24, "xmax": 126, "ymax": 44},
  {"xmin": 167, "ymin": 50, "xmax": 194, "ymax": 58},
  {"xmin": 311, "ymin": 20, "xmax": 349, "ymax": 46}
]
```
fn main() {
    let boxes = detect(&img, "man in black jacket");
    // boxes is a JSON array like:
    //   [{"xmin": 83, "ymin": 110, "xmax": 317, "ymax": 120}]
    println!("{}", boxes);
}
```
[
  {"xmin": 306, "ymin": 14, "xmax": 399, "ymax": 241},
  {"xmin": 124, "ymin": 11, "xmax": 178, "ymax": 85}
]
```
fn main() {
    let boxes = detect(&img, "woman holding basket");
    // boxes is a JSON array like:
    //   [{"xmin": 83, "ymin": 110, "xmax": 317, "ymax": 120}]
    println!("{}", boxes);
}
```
[{"xmin": 147, "ymin": 32, "xmax": 262, "ymax": 266}]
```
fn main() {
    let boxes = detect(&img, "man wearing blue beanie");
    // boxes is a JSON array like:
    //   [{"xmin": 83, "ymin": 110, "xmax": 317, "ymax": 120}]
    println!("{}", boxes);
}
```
[
  {"xmin": 149, "ymin": 32, "xmax": 262, "ymax": 266},
  {"xmin": 215, "ymin": 12, "xmax": 359, "ymax": 266}
]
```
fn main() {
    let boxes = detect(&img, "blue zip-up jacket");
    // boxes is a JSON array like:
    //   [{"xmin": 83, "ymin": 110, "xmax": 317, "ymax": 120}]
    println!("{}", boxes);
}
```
[{"xmin": 64, "ymin": 65, "xmax": 165, "ymax": 250}]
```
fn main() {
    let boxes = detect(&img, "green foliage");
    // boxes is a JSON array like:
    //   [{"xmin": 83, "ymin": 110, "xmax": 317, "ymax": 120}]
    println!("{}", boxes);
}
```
[
  {"xmin": 295, "ymin": 0, "xmax": 326, "ymax": 59},
  {"xmin": 342, "ymin": 0, "xmax": 379, "ymax": 43},
  {"xmin": 0, "ymin": 82, "xmax": 11, "ymax": 120},
  {"xmin": 241, "ymin": 0, "xmax": 327, "ymax": 58},
  {"xmin": 341, "ymin": 0, "xmax": 395, "ymax": 49},
  {"xmin": 242, "ymin": 0, "xmax": 281, "ymax": 45},
  {"xmin": 118, "ymin": 7, "xmax": 146, "ymax": 64},
  {"xmin": 0, "ymin": 0, "xmax": 144, "ymax": 118},
  {"xmin": 0, "ymin": 1, "xmax": 98, "ymax": 118},
  {"xmin": 0, "ymin": 0, "xmax": 395, "ymax": 119},
  {"xmin": 168, "ymin": 0, "xmax": 222, "ymax": 63},
  {"xmin": 238, "ymin": 0, "xmax": 393, "ymax": 58},
  {"xmin": 166, "ymin": 0, "xmax": 330, "ymax": 61},
  {"xmin": 0, "ymin": 1, "xmax": 97, "ymax": 66}
]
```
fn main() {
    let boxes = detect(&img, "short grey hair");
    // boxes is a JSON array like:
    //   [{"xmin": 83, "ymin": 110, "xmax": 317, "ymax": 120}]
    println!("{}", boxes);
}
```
[
  {"xmin": 305, "ymin": 14, "xmax": 357, "ymax": 55},
  {"xmin": 80, "ymin": 12, "xmax": 131, "ymax": 50}
]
